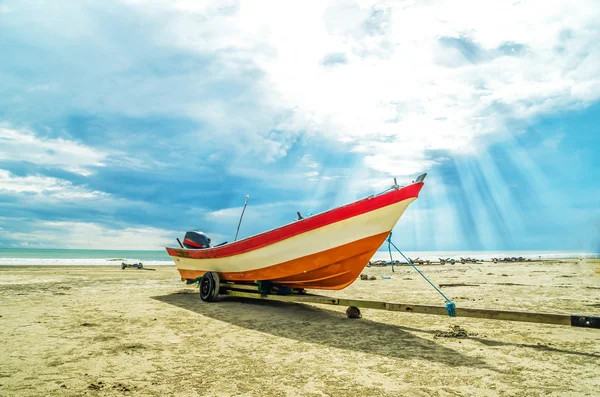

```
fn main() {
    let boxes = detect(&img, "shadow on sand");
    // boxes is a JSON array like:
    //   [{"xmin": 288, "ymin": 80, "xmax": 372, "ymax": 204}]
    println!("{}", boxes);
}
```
[
  {"xmin": 387, "ymin": 325, "xmax": 600, "ymax": 359},
  {"xmin": 152, "ymin": 291, "xmax": 492, "ymax": 369}
]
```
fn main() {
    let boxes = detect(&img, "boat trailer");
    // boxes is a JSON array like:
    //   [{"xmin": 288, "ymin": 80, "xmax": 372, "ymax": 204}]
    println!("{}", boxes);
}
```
[{"xmin": 196, "ymin": 272, "xmax": 600, "ymax": 329}]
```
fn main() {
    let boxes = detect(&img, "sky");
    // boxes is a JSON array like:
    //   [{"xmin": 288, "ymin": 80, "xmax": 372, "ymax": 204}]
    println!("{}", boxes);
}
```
[{"xmin": 0, "ymin": 0, "xmax": 599, "ymax": 251}]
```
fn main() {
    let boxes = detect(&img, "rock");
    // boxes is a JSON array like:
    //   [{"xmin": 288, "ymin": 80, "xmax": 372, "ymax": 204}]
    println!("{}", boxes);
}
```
[
  {"xmin": 346, "ymin": 306, "xmax": 361, "ymax": 319},
  {"xmin": 434, "ymin": 325, "xmax": 476, "ymax": 339}
]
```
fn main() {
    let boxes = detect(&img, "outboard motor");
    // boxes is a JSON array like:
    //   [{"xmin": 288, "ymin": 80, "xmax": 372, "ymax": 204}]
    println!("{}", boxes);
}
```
[{"xmin": 183, "ymin": 231, "xmax": 211, "ymax": 249}]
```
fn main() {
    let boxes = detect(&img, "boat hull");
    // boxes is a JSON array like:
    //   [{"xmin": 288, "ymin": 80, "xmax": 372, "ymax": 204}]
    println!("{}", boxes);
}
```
[{"xmin": 167, "ymin": 182, "xmax": 423, "ymax": 290}]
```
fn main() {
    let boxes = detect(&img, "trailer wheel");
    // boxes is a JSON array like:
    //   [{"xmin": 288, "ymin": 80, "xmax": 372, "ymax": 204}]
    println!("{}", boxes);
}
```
[
  {"xmin": 199, "ymin": 272, "xmax": 220, "ymax": 302},
  {"xmin": 209, "ymin": 272, "xmax": 220, "ymax": 301},
  {"xmin": 346, "ymin": 306, "xmax": 361, "ymax": 319}
]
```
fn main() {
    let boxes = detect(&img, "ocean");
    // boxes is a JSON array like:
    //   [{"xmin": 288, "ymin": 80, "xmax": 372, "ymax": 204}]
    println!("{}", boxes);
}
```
[
  {"xmin": 0, "ymin": 248, "xmax": 597, "ymax": 266},
  {"xmin": 0, "ymin": 248, "xmax": 171, "ymax": 266}
]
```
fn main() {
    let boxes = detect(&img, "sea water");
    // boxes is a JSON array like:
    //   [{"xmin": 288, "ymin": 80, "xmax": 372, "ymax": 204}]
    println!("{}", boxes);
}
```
[
  {"xmin": 0, "ymin": 248, "xmax": 597, "ymax": 266},
  {"xmin": 0, "ymin": 248, "xmax": 172, "ymax": 266}
]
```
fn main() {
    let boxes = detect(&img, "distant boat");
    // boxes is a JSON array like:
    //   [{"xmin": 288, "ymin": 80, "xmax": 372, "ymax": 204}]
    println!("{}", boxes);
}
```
[{"xmin": 166, "ymin": 174, "xmax": 426, "ymax": 290}]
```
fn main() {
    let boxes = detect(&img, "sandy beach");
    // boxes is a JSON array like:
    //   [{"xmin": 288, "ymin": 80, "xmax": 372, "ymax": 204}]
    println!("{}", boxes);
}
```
[{"xmin": 1, "ymin": 259, "xmax": 599, "ymax": 396}]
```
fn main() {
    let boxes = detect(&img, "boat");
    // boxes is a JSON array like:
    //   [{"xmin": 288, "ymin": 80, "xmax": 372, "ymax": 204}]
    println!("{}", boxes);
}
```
[{"xmin": 166, "ymin": 173, "xmax": 426, "ymax": 291}]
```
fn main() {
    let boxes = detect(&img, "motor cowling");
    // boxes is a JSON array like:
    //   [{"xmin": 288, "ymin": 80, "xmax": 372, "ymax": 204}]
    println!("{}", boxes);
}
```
[{"xmin": 183, "ymin": 231, "xmax": 211, "ymax": 249}]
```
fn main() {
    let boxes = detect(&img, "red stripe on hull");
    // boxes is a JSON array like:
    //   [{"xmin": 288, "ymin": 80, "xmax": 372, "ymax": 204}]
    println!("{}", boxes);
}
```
[
  {"xmin": 176, "ymin": 231, "xmax": 389, "ymax": 290},
  {"xmin": 167, "ymin": 182, "xmax": 422, "ymax": 260}
]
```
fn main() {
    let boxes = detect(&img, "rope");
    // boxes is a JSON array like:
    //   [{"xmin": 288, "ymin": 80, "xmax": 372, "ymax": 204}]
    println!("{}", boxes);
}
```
[
  {"xmin": 387, "ymin": 235, "xmax": 456, "ymax": 317},
  {"xmin": 387, "ymin": 232, "xmax": 394, "ymax": 273}
]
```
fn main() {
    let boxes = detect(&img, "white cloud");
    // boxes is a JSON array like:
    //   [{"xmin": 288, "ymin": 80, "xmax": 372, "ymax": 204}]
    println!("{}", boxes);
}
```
[
  {"xmin": 3, "ymin": 0, "xmax": 599, "ymax": 180},
  {"xmin": 0, "ymin": 127, "xmax": 107, "ymax": 176},
  {"xmin": 205, "ymin": 200, "xmax": 320, "ymax": 221},
  {"xmin": 299, "ymin": 154, "xmax": 319, "ymax": 169},
  {"xmin": 125, "ymin": 0, "xmax": 600, "ymax": 176},
  {"xmin": 0, "ymin": 169, "xmax": 107, "ymax": 199},
  {"xmin": 0, "ymin": 221, "xmax": 176, "ymax": 249}
]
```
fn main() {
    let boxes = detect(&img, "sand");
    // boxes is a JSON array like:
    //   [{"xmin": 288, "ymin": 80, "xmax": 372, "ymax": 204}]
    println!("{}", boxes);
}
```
[{"xmin": 1, "ymin": 259, "xmax": 599, "ymax": 396}]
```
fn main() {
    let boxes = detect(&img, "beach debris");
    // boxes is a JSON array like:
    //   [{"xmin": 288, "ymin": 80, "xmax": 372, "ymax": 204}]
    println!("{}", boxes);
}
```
[
  {"xmin": 121, "ymin": 262, "xmax": 143, "ymax": 269},
  {"xmin": 438, "ymin": 283, "xmax": 480, "ymax": 288},
  {"xmin": 381, "ymin": 275, "xmax": 392, "ymax": 279},
  {"xmin": 359, "ymin": 273, "xmax": 378, "ymax": 280},
  {"xmin": 368, "ymin": 260, "xmax": 402, "ymax": 267},
  {"xmin": 368, "ymin": 255, "xmax": 537, "ymax": 266},
  {"xmin": 408, "ymin": 257, "xmax": 432, "ymax": 265},
  {"xmin": 434, "ymin": 325, "xmax": 476, "ymax": 339},
  {"xmin": 121, "ymin": 262, "xmax": 155, "ymax": 271},
  {"xmin": 460, "ymin": 257, "xmax": 482, "ymax": 264},
  {"xmin": 439, "ymin": 258, "xmax": 456, "ymax": 265},
  {"xmin": 492, "ymin": 257, "xmax": 530, "ymax": 263}
]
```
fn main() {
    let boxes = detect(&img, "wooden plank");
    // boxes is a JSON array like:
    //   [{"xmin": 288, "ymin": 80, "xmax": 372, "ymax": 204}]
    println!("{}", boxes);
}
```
[
  {"xmin": 454, "ymin": 307, "xmax": 571, "ymax": 326},
  {"xmin": 219, "ymin": 289, "xmax": 600, "ymax": 328},
  {"xmin": 334, "ymin": 298, "xmax": 578, "ymax": 326}
]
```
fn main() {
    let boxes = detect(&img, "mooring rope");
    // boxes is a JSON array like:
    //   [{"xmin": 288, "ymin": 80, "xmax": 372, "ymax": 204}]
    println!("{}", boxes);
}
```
[
  {"xmin": 387, "ymin": 232, "xmax": 395, "ymax": 272},
  {"xmin": 386, "ymin": 233, "xmax": 456, "ymax": 317}
]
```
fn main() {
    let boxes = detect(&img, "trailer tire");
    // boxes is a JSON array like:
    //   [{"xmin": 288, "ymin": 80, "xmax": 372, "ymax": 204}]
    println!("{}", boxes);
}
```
[
  {"xmin": 210, "ymin": 272, "xmax": 220, "ymax": 301},
  {"xmin": 200, "ymin": 272, "xmax": 220, "ymax": 302}
]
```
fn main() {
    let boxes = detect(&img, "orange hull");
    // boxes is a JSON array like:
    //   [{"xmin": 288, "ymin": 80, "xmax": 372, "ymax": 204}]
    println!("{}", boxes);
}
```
[{"xmin": 177, "ymin": 231, "xmax": 389, "ymax": 290}]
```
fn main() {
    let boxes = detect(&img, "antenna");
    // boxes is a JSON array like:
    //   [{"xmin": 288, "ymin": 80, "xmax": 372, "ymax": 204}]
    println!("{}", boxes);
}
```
[{"xmin": 234, "ymin": 195, "xmax": 249, "ymax": 242}]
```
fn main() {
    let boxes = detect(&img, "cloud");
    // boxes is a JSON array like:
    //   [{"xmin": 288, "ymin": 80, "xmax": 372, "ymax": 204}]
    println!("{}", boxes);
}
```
[
  {"xmin": 0, "ymin": 169, "xmax": 107, "ymax": 199},
  {"xmin": 321, "ymin": 52, "xmax": 348, "ymax": 66},
  {"xmin": 4, "ymin": 0, "xmax": 600, "ymax": 177},
  {"xmin": 0, "ymin": 220, "xmax": 176, "ymax": 249},
  {"xmin": 0, "ymin": 127, "xmax": 106, "ymax": 176}
]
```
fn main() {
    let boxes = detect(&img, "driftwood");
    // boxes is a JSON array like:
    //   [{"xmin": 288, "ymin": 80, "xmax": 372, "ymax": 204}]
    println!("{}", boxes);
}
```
[
  {"xmin": 408, "ymin": 257, "xmax": 431, "ymax": 265},
  {"xmin": 368, "ymin": 260, "xmax": 402, "ymax": 267},
  {"xmin": 460, "ymin": 257, "xmax": 483, "ymax": 264},
  {"xmin": 439, "ymin": 283, "xmax": 480, "ymax": 288},
  {"xmin": 492, "ymin": 257, "xmax": 531, "ymax": 263}
]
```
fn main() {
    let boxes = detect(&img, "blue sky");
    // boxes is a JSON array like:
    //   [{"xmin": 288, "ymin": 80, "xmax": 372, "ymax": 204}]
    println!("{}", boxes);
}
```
[{"xmin": 0, "ymin": 0, "xmax": 598, "ymax": 251}]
